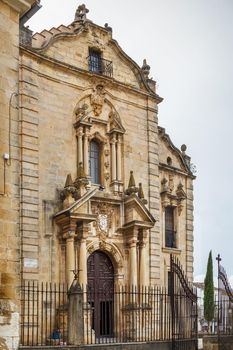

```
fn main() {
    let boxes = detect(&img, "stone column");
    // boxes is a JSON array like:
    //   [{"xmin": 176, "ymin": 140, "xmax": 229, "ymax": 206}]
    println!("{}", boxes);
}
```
[
  {"xmin": 83, "ymin": 129, "xmax": 89, "ymax": 176},
  {"xmin": 68, "ymin": 279, "xmax": 84, "ymax": 345},
  {"xmin": 111, "ymin": 133, "xmax": 117, "ymax": 182},
  {"xmin": 77, "ymin": 127, "xmax": 83, "ymax": 165},
  {"xmin": 129, "ymin": 237, "xmax": 138, "ymax": 287},
  {"xmin": 79, "ymin": 237, "xmax": 87, "ymax": 289},
  {"xmin": 65, "ymin": 231, "xmax": 76, "ymax": 288},
  {"xmin": 117, "ymin": 135, "xmax": 122, "ymax": 182}
]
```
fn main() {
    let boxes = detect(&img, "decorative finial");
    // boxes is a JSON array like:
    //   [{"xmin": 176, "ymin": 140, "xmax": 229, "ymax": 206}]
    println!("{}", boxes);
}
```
[
  {"xmin": 64, "ymin": 173, "xmax": 73, "ymax": 188},
  {"xmin": 181, "ymin": 144, "xmax": 187, "ymax": 154},
  {"xmin": 125, "ymin": 171, "xmax": 138, "ymax": 195},
  {"xmin": 74, "ymin": 4, "xmax": 89, "ymax": 22},
  {"xmin": 141, "ymin": 59, "xmax": 150, "ymax": 80},
  {"xmin": 138, "ymin": 183, "xmax": 148, "ymax": 205},
  {"xmin": 73, "ymin": 162, "xmax": 89, "ymax": 198},
  {"xmin": 104, "ymin": 23, "xmax": 112, "ymax": 32},
  {"xmin": 216, "ymin": 254, "xmax": 222, "ymax": 263},
  {"xmin": 60, "ymin": 174, "xmax": 78, "ymax": 206}
]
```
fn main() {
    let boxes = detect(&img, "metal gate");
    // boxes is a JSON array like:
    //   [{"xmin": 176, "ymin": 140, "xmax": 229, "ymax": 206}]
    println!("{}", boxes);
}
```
[
  {"xmin": 217, "ymin": 254, "xmax": 233, "ymax": 350},
  {"xmin": 170, "ymin": 255, "xmax": 198, "ymax": 350}
]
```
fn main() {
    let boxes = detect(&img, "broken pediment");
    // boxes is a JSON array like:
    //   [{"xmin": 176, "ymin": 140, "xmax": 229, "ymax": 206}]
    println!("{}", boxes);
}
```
[
  {"xmin": 158, "ymin": 126, "xmax": 194, "ymax": 177},
  {"xmin": 160, "ymin": 177, "xmax": 187, "ymax": 215},
  {"xmin": 123, "ymin": 194, "xmax": 155, "ymax": 229},
  {"xmin": 73, "ymin": 88, "xmax": 125, "ymax": 134}
]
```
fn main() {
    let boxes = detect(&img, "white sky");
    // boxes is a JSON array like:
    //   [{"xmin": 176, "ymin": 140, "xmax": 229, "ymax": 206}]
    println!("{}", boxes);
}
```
[{"xmin": 27, "ymin": 0, "xmax": 233, "ymax": 278}]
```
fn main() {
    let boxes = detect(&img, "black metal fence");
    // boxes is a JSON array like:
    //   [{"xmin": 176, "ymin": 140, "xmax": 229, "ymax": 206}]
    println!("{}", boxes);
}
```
[
  {"xmin": 217, "ymin": 255, "xmax": 233, "ymax": 349},
  {"xmin": 20, "ymin": 255, "xmax": 198, "ymax": 348},
  {"xmin": 171, "ymin": 255, "xmax": 198, "ymax": 350},
  {"xmin": 20, "ymin": 281, "xmax": 68, "ymax": 346},
  {"xmin": 84, "ymin": 285, "xmax": 172, "ymax": 344}
]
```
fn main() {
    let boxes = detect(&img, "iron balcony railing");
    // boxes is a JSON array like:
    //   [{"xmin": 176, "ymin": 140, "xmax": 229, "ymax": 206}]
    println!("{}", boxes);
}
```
[
  {"xmin": 165, "ymin": 229, "xmax": 176, "ymax": 248},
  {"xmin": 87, "ymin": 56, "xmax": 113, "ymax": 77}
]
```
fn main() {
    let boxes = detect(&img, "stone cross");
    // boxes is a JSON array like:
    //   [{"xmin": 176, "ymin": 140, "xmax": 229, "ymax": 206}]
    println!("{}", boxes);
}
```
[{"xmin": 74, "ymin": 4, "xmax": 89, "ymax": 22}]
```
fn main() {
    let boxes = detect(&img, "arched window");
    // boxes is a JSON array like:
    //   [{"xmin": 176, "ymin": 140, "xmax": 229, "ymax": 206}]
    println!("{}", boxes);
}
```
[{"xmin": 90, "ymin": 140, "xmax": 100, "ymax": 184}]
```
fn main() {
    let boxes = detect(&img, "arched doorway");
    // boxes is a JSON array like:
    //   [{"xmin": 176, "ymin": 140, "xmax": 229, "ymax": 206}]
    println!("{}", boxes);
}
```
[{"xmin": 87, "ymin": 250, "xmax": 114, "ymax": 338}]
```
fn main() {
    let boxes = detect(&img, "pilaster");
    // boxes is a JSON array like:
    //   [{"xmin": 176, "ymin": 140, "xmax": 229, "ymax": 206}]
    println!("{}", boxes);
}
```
[{"xmin": 147, "ymin": 98, "xmax": 161, "ymax": 284}]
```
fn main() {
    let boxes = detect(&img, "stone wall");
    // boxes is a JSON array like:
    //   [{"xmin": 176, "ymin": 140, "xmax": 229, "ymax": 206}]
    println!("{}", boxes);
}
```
[
  {"xmin": 0, "ymin": 2, "xmax": 20, "ymax": 349},
  {"xmin": 203, "ymin": 335, "xmax": 233, "ymax": 350},
  {"xmin": 0, "ymin": 1, "xmax": 35, "ymax": 348}
]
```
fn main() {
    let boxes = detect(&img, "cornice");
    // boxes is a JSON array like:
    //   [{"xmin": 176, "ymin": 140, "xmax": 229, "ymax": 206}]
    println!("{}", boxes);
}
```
[
  {"xmin": 3, "ymin": 0, "xmax": 35, "ymax": 16},
  {"xmin": 159, "ymin": 163, "xmax": 195, "ymax": 179}
]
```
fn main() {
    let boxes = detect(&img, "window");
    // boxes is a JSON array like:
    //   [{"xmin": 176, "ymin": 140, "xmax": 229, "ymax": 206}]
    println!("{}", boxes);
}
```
[
  {"xmin": 88, "ymin": 48, "xmax": 113, "ymax": 77},
  {"xmin": 90, "ymin": 140, "xmax": 100, "ymax": 184},
  {"xmin": 165, "ymin": 206, "xmax": 176, "ymax": 248},
  {"xmin": 88, "ymin": 48, "xmax": 102, "ymax": 74}
]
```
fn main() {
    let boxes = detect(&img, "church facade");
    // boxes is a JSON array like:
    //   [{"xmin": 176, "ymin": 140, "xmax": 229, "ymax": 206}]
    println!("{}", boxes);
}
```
[{"xmin": 0, "ymin": 1, "xmax": 195, "ymax": 348}]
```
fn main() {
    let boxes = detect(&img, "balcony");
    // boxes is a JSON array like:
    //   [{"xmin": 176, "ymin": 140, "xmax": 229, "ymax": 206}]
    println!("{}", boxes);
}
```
[
  {"xmin": 165, "ymin": 229, "xmax": 176, "ymax": 248},
  {"xmin": 88, "ymin": 56, "xmax": 113, "ymax": 78}
]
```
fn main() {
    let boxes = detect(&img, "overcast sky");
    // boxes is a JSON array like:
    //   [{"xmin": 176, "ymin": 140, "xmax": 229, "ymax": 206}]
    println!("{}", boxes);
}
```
[{"xmin": 27, "ymin": 0, "xmax": 233, "ymax": 279}]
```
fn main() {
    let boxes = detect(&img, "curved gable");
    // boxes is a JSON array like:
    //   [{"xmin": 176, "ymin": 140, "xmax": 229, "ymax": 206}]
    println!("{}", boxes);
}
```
[
  {"xmin": 158, "ymin": 126, "xmax": 194, "ymax": 177},
  {"xmin": 30, "ymin": 21, "xmax": 159, "ymax": 95}
]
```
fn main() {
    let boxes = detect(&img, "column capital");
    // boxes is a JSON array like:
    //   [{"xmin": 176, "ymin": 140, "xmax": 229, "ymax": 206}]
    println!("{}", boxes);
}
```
[
  {"xmin": 77, "ymin": 127, "xmax": 84, "ymax": 137},
  {"xmin": 117, "ymin": 135, "xmax": 123, "ymax": 143},
  {"xmin": 63, "ymin": 230, "xmax": 76, "ymax": 241},
  {"xmin": 110, "ymin": 132, "xmax": 117, "ymax": 143},
  {"xmin": 128, "ymin": 238, "xmax": 138, "ymax": 249},
  {"xmin": 139, "ymin": 228, "xmax": 148, "ymax": 242},
  {"xmin": 139, "ymin": 241, "xmax": 146, "ymax": 249},
  {"xmin": 77, "ymin": 223, "xmax": 89, "ymax": 239}
]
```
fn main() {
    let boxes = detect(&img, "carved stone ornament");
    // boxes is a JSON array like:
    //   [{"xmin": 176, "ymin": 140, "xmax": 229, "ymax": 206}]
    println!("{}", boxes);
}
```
[
  {"xmin": 74, "ymin": 4, "xmax": 89, "ymax": 22},
  {"xmin": 141, "ymin": 59, "xmax": 150, "ymax": 80},
  {"xmin": 90, "ymin": 84, "xmax": 105, "ymax": 116},
  {"xmin": 98, "ymin": 214, "xmax": 108, "ymax": 232},
  {"xmin": 75, "ymin": 103, "xmax": 90, "ymax": 122},
  {"xmin": 92, "ymin": 202, "xmax": 114, "ymax": 236},
  {"xmin": 160, "ymin": 179, "xmax": 186, "ymax": 215}
]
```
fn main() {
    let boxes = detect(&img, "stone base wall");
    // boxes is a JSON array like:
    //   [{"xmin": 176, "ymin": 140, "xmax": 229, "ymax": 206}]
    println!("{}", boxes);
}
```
[
  {"xmin": 19, "ymin": 340, "xmax": 172, "ymax": 350},
  {"xmin": 0, "ymin": 300, "xmax": 19, "ymax": 350},
  {"xmin": 203, "ymin": 335, "xmax": 233, "ymax": 350}
]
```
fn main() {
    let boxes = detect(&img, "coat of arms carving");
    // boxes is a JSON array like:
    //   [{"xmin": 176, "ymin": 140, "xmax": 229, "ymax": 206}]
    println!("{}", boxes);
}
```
[
  {"xmin": 91, "ymin": 202, "xmax": 113, "ymax": 237},
  {"xmin": 90, "ymin": 84, "xmax": 105, "ymax": 116}
]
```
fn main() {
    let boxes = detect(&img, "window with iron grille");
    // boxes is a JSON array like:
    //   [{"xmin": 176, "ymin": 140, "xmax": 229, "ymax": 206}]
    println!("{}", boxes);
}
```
[
  {"xmin": 165, "ymin": 206, "xmax": 176, "ymax": 248},
  {"xmin": 88, "ymin": 48, "xmax": 113, "ymax": 77},
  {"xmin": 88, "ymin": 48, "xmax": 102, "ymax": 74}
]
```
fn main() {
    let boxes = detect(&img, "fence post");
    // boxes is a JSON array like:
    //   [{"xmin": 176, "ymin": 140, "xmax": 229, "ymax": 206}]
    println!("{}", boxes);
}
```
[{"xmin": 68, "ymin": 278, "xmax": 84, "ymax": 345}]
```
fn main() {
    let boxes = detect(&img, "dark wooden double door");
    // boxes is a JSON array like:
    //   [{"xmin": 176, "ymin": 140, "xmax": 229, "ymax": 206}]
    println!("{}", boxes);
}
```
[{"xmin": 87, "ymin": 251, "xmax": 114, "ymax": 338}]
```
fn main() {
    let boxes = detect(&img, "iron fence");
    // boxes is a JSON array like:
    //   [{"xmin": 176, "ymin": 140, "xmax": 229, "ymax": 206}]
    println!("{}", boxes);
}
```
[
  {"xmin": 84, "ymin": 285, "xmax": 172, "ymax": 344},
  {"xmin": 217, "ymin": 255, "xmax": 233, "ymax": 350},
  {"xmin": 20, "ymin": 255, "xmax": 198, "ymax": 348},
  {"xmin": 20, "ymin": 281, "xmax": 68, "ymax": 346},
  {"xmin": 20, "ymin": 283, "xmax": 197, "ymax": 347}
]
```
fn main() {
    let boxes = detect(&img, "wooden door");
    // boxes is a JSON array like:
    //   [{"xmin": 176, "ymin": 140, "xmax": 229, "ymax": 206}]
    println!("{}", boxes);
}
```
[{"xmin": 87, "ymin": 251, "xmax": 114, "ymax": 338}]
